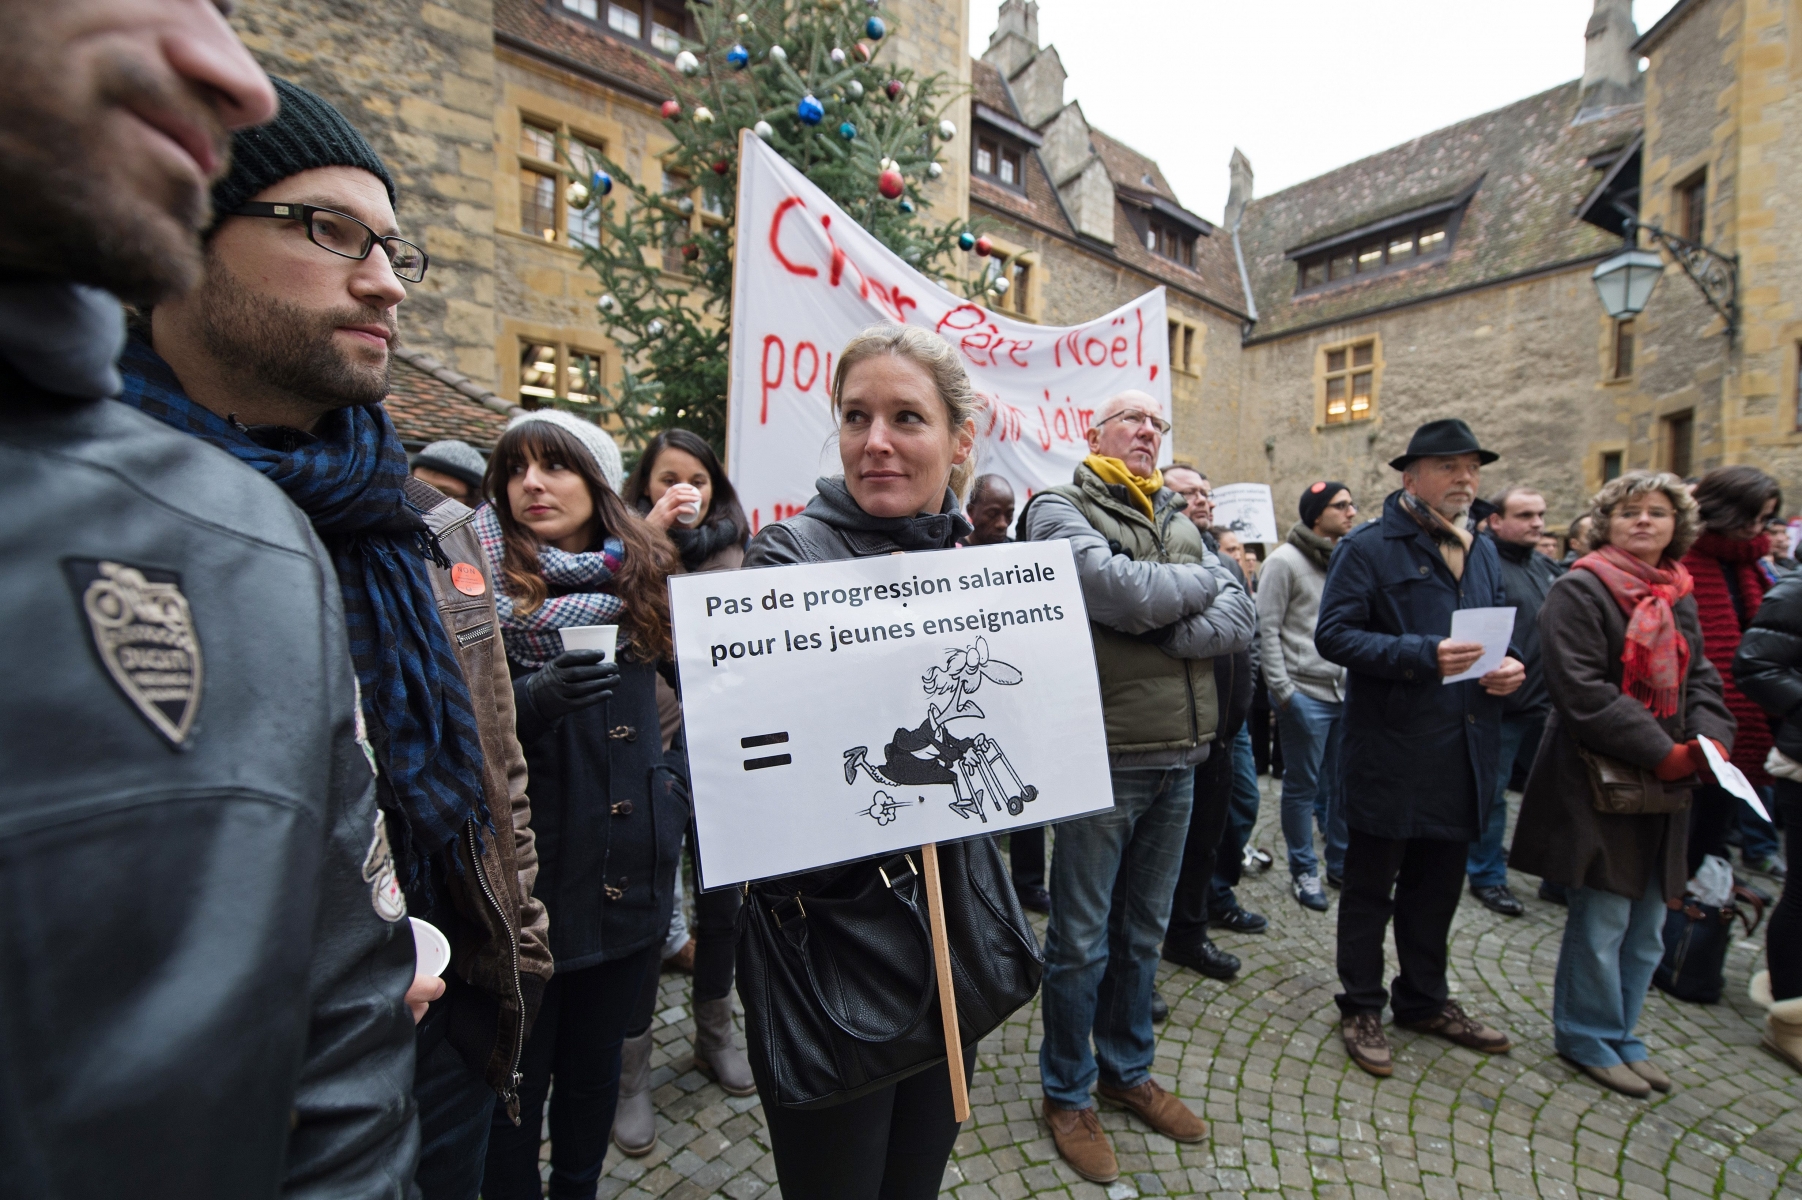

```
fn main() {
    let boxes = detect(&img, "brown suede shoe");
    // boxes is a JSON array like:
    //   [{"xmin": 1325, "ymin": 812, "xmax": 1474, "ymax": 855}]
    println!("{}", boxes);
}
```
[
  {"xmin": 1041, "ymin": 1099, "xmax": 1119, "ymax": 1183},
  {"xmin": 1397, "ymin": 1001, "xmax": 1511, "ymax": 1053},
  {"xmin": 1095, "ymin": 1078, "xmax": 1207, "ymax": 1142},
  {"xmin": 1625, "ymin": 1058, "xmax": 1672, "ymax": 1092},
  {"xmin": 1342, "ymin": 1012, "xmax": 1393, "ymax": 1077}
]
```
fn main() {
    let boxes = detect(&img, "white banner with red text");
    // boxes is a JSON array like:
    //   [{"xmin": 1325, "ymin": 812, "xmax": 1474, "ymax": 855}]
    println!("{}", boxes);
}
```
[{"xmin": 727, "ymin": 131, "xmax": 1171, "ymax": 534}]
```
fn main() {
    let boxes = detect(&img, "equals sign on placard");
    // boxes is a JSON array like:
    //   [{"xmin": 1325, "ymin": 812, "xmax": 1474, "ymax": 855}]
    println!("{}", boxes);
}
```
[{"xmin": 741, "ymin": 731, "xmax": 791, "ymax": 771}]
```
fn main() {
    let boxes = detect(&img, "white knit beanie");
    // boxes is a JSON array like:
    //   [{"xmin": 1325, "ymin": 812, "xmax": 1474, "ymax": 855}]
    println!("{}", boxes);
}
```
[{"xmin": 504, "ymin": 409, "xmax": 624, "ymax": 495}]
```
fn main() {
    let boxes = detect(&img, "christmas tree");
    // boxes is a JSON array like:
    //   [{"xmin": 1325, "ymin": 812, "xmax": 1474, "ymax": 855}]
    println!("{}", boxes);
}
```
[{"xmin": 552, "ymin": 0, "xmax": 983, "ymax": 459}]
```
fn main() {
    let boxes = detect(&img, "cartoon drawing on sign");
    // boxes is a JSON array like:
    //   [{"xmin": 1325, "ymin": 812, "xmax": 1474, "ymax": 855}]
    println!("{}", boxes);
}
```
[{"xmin": 842, "ymin": 638, "xmax": 1039, "ymax": 824}]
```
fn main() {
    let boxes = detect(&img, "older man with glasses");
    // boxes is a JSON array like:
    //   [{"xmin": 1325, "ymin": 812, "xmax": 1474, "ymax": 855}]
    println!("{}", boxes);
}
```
[{"xmin": 1019, "ymin": 391, "xmax": 1255, "ymax": 1183}]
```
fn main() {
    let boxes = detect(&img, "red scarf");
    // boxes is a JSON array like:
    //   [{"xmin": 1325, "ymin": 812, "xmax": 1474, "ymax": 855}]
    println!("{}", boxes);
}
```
[
  {"xmin": 1572, "ymin": 544, "xmax": 1694, "ymax": 718},
  {"xmin": 1684, "ymin": 530, "xmax": 1773, "ymax": 782}
]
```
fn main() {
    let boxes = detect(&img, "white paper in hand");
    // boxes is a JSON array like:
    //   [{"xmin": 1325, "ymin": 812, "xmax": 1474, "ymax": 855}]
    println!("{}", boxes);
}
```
[
  {"xmin": 1442, "ymin": 607, "xmax": 1517, "ymax": 684},
  {"xmin": 1697, "ymin": 736, "xmax": 1771, "ymax": 822}
]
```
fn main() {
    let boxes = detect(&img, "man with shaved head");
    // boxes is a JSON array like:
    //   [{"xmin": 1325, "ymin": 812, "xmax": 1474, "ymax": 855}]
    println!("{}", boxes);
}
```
[{"xmin": 1019, "ymin": 390, "xmax": 1256, "ymax": 1182}]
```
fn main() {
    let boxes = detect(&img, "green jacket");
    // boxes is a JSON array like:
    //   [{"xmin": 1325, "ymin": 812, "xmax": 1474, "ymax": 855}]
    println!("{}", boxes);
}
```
[{"xmin": 1021, "ymin": 465, "xmax": 1256, "ymax": 759}]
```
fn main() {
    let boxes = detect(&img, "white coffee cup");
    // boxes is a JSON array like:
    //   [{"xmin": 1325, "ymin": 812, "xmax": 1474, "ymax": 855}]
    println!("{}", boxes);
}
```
[
  {"xmin": 559, "ymin": 624, "xmax": 619, "ymax": 662},
  {"xmin": 410, "ymin": 916, "xmax": 452, "ymax": 978}
]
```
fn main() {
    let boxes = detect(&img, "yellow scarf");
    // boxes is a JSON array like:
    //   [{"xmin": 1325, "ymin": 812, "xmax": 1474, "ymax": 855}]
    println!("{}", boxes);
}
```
[{"xmin": 1085, "ymin": 454, "xmax": 1164, "ymax": 520}]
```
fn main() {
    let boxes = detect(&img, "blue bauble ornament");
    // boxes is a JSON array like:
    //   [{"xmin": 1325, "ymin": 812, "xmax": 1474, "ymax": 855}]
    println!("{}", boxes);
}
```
[
  {"xmin": 591, "ymin": 170, "xmax": 613, "ymax": 196},
  {"xmin": 796, "ymin": 93, "xmax": 824, "ymax": 124},
  {"xmin": 898, "ymin": 198, "xmax": 915, "ymax": 214},
  {"xmin": 838, "ymin": 121, "xmax": 856, "ymax": 140},
  {"xmin": 865, "ymin": 15, "xmax": 886, "ymax": 38},
  {"xmin": 957, "ymin": 231, "xmax": 976, "ymax": 251},
  {"xmin": 726, "ymin": 43, "xmax": 750, "ymax": 68}
]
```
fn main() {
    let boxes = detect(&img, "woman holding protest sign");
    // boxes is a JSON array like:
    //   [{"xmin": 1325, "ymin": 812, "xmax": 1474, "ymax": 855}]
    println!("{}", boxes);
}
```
[
  {"xmin": 474, "ymin": 410, "xmax": 690, "ymax": 1200},
  {"xmin": 739, "ymin": 324, "xmax": 1042, "ymax": 1200}
]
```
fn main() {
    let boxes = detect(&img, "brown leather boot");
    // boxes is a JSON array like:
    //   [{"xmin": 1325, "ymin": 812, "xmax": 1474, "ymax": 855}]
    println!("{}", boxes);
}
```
[
  {"xmin": 1095, "ymin": 1078, "xmax": 1207, "ymax": 1142},
  {"xmin": 1342, "ymin": 1013, "xmax": 1393, "ymax": 1077},
  {"xmin": 1397, "ymin": 1000, "xmax": 1511, "ymax": 1053},
  {"xmin": 1041, "ymin": 1099, "xmax": 1118, "ymax": 1183}
]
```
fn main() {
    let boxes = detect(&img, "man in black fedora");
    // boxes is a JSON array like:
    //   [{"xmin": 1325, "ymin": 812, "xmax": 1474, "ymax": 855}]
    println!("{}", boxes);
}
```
[{"xmin": 1313, "ymin": 418, "xmax": 1526, "ymax": 1076}]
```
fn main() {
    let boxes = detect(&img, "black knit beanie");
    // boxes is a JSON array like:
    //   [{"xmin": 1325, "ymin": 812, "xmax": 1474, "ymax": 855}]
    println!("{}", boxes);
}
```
[
  {"xmin": 1299, "ymin": 480, "xmax": 1350, "ymax": 529},
  {"xmin": 211, "ymin": 77, "xmax": 395, "ymax": 223}
]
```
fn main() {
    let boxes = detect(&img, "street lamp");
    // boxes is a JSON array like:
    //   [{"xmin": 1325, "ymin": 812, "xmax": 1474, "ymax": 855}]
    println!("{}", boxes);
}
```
[{"xmin": 1591, "ymin": 215, "xmax": 1740, "ymax": 342}]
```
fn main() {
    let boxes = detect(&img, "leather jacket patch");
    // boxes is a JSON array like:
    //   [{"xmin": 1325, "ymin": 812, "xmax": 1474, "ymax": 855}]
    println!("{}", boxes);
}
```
[
  {"xmin": 362, "ymin": 812, "xmax": 407, "ymax": 923},
  {"xmin": 64, "ymin": 559, "xmax": 202, "ymax": 747}
]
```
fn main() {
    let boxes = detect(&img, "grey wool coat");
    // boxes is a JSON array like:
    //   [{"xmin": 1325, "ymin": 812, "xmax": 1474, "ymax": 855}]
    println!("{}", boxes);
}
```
[{"xmin": 1508, "ymin": 568, "xmax": 1736, "ymax": 900}]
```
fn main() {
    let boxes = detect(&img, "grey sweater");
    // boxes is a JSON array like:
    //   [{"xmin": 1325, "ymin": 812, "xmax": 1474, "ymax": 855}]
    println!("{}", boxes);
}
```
[{"xmin": 1257, "ymin": 537, "xmax": 1348, "ymax": 706}]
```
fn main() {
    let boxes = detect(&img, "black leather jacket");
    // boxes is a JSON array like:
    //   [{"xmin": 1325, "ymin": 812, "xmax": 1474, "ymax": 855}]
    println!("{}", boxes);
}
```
[
  {"xmin": 0, "ymin": 301, "xmax": 419, "ymax": 1196},
  {"xmin": 1734, "ymin": 572, "xmax": 1802, "ymax": 762}
]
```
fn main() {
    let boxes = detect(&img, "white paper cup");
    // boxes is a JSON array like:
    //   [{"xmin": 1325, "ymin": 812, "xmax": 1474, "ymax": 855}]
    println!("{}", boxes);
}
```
[
  {"xmin": 410, "ymin": 916, "xmax": 452, "ymax": 978},
  {"xmin": 559, "ymin": 624, "xmax": 619, "ymax": 662}
]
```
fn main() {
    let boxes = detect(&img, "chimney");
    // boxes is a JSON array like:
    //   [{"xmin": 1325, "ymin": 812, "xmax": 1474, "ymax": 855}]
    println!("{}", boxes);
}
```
[
  {"xmin": 984, "ymin": 1, "xmax": 1041, "ymax": 80},
  {"xmin": 1575, "ymin": 0, "xmax": 1641, "ymax": 122},
  {"xmin": 1224, "ymin": 148, "xmax": 1254, "ymax": 230}
]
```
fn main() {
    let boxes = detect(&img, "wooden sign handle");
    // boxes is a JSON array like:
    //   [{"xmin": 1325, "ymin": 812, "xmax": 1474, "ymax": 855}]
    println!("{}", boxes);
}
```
[{"xmin": 920, "ymin": 842, "xmax": 970, "ymax": 1123}]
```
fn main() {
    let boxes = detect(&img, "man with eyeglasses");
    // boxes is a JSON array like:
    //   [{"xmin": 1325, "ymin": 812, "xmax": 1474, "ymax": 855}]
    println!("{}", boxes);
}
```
[
  {"xmin": 118, "ymin": 78, "xmax": 554, "ymax": 1200},
  {"xmin": 1019, "ymin": 391, "xmax": 1254, "ymax": 1183},
  {"xmin": 1258, "ymin": 482, "xmax": 1357, "ymax": 913}
]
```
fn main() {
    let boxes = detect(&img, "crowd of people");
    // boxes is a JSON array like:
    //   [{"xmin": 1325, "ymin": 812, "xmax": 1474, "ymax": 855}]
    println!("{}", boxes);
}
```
[{"xmin": 4, "ymin": 3, "xmax": 1801, "ymax": 1198}]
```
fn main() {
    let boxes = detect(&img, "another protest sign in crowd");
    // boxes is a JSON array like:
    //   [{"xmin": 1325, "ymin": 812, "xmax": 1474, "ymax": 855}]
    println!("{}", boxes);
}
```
[{"xmin": 4, "ymin": 4, "xmax": 1802, "ymax": 1199}]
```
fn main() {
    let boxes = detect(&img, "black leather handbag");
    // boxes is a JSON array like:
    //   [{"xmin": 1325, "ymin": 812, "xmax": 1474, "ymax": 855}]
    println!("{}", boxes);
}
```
[{"xmin": 736, "ymin": 835, "xmax": 1043, "ymax": 1110}]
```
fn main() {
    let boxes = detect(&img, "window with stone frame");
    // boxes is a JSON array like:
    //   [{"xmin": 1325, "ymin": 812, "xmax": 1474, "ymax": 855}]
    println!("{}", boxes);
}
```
[
  {"xmin": 559, "ymin": 0, "xmax": 695, "ymax": 58},
  {"xmin": 1612, "ymin": 318, "xmax": 1635, "ymax": 379},
  {"xmin": 1600, "ymin": 450, "xmax": 1623, "ymax": 483},
  {"xmin": 1144, "ymin": 217, "xmax": 1195, "ymax": 269},
  {"xmin": 995, "ymin": 254, "xmax": 1033, "ymax": 317},
  {"xmin": 1320, "ymin": 338, "xmax": 1378, "ymax": 425},
  {"xmin": 518, "ymin": 117, "xmax": 606, "ymax": 247},
  {"xmin": 1665, "ymin": 410, "xmax": 1695, "ymax": 479},
  {"xmin": 1295, "ymin": 217, "xmax": 1450, "ymax": 292},
  {"xmin": 1677, "ymin": 171, "xmax": 1707, "ymax": 244},
  {"xmin": 519, "ymin": 338, "xmax": 606, "ymax": 410},
  {"xmin": 973, "ymin": 135, "xmax": 1026, "ymax": 191},
  {"xmin": 1168, "ymin": 318, "xmax": 1199, "ymax": 375}
]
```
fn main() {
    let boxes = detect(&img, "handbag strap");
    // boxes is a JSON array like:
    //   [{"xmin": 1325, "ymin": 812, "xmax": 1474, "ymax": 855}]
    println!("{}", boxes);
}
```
[{"xmin": 770, "ymin": 852, "xmax": 942, "ymax": 1046}]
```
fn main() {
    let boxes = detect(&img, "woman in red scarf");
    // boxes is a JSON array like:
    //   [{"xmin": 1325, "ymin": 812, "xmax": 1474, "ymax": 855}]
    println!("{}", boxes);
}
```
[
  {"xmin": 1683, "ymin": 466, "xmax": 1783, "ymax": 874},
  {"xmin": 1511, "ymin": 472, "xmax": 1734, "ymax": 1097}
]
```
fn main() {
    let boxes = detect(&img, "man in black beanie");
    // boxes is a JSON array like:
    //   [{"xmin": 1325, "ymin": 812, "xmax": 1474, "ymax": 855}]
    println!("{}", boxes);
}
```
[{"xmin": 117, "ymin": 77, "xmax": 555, "ymax": 1200}]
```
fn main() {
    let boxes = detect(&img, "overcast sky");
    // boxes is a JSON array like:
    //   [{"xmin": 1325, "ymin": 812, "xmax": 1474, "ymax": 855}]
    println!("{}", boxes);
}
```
[{"xmin": 967, "ymin": 0, "xmax": 1682, "ymax": 222}]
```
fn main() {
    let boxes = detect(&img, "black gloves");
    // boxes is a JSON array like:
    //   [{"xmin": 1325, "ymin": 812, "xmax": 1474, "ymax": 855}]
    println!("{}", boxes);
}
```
[{"xmin": 521, "ymin": 650, "xmax": 620, "ymax": 727}]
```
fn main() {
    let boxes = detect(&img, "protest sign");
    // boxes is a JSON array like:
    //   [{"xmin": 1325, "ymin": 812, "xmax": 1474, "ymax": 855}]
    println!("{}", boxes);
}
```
[
  {"xmin": 670, "ymin": 539, "xmax": 1115, "ymax": 889},
  {"xmin": 1210, "ymin": 483, "xmax": 1279, "ymax": 544},
  {"xmin": 727, "ymin": 131, "xmax": 1169, "ymax": 534}
]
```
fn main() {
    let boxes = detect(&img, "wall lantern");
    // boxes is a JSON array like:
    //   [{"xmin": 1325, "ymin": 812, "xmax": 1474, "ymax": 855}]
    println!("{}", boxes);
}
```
[
  {"xmin": 1592, "ymin": 215, "xmax": 1739, "ymax": 342},
  {"xmin": 1591, "ymin": 248, "xmax": 1664, "ymax": 320}
]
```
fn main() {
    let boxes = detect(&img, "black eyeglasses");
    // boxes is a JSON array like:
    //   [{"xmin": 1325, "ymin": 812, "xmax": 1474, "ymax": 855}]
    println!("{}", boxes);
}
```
[{"xmin": 229, "ymin": 202, "xmax": 430, "ymax": 282}]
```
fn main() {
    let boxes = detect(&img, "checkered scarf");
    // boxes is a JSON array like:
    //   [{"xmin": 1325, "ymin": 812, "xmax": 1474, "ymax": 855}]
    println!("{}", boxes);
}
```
[
  {"xmin": 117, "ymin": 337, "xmax": 489, "ymax": 864},
  {"xmin": 472, "ymin": 503, "xmax": 626, "ymax": 668}
]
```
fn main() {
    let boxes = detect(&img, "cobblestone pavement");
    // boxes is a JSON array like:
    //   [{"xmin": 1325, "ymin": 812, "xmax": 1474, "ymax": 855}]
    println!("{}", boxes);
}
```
[{"xmin": 569, "ymin": 778, "xmax": 1802, "ymax": 1199}]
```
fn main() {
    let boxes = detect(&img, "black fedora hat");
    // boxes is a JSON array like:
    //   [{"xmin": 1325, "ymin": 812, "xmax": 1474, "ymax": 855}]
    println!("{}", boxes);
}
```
[{"xmin": 1389, "ymin": 418, "xmax": 1500, "ymax": 470}]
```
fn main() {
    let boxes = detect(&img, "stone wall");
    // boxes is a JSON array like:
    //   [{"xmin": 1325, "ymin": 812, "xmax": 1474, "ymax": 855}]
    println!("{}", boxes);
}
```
[{"xmin": 234, "ymin": 0, "xmax": 501, "ymax": 386}]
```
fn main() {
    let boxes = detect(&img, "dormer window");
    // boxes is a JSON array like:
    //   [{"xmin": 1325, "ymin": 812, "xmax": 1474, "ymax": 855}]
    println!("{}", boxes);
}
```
[
  {"xmin": 1288, "ymin": 183, "xmax": 1476, "ymax": 295},
  {"xmin": 974, "ymin": 136, "xmax": 1025, "ymax": 191},
  {"xmin": 1145, "ymin": 219, "xmax": 1195, "ymax": 269},
  {"xmin": 559, "ymin": 0, "xmax": 693, "ymax": 58}
]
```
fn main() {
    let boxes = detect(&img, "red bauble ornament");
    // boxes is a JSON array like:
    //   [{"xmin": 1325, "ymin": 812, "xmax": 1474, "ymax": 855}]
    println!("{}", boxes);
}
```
[
  {"xmin": 853, "ymin": 41, "xmax": 872, "ymax": 61},
  {"xmin": 878, "ymin": 169, "xmax": 904, "ymax": 199},
  {"xmin": 885, "ymin": 79, "xmax": 903, "ymax": 100},
  {"xmin": 974, "ymin": 236, "xmax": 993, "ymax": 257},
  {"xmin": 712, "ymin": 160, "xmax": 729, "ymax": 175},
  {"xmin": 660, "ymin": 99, "xmax": 681, "ymax": 119},
  {"xmin": 681, "ymin": 242, "xmax": 700, "ymax": 261}
]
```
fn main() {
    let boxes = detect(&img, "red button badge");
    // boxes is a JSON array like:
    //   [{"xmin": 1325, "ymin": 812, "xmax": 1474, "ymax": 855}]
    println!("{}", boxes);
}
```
[{"xmin": 451, "ymin": 562, "xmax": 486, "ymax": 596}]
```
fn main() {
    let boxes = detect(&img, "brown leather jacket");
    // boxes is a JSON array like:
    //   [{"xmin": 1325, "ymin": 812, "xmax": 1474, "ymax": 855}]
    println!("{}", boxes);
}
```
[{"xmin": 409, "ymin": 478, "xmax": 554, "ymax": 1117}]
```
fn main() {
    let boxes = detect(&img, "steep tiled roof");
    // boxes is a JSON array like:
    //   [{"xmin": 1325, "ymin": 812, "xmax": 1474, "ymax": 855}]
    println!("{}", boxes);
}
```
[
  {"xmin": 1089, "ymin": 128, "xmax": 1174, "ymax": 200},
  {"xmin": 1240, "ymin": 79, "xmax": 1642, "ymax": 339},
  {"xmin": 493, "ymin": 0, "xmax": 673, "ymax": 102},
  {"xmin": 385, "ymin": 348, "xmax": 520, "ymax": 449}
]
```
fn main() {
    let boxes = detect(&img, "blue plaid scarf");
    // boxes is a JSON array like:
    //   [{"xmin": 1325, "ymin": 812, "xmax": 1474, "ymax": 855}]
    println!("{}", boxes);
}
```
[{"xmin": 117, "ymin": 337, "xmax": 489, "ymax": 865}]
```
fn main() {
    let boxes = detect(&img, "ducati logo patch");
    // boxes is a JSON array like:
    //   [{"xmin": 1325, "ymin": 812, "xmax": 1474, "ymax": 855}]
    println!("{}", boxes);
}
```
[
  {"xmin": 65, "ymin": 559, "xmax": 202, "ymax": 747},
  {"xmin": 363, "ymin": 812, "xmax": 407, "ymax": 923}
]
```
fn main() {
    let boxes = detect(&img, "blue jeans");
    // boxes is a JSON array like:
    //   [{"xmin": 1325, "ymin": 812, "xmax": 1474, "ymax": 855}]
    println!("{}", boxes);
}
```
[
  {"xmin": 1469, "ymin": 711, "xmax": 1546, "ymax": 888},
  {"xmin": 414, "ymin": 1003, "xmax": 497, "ymax": 1200},
  {"xmin": 1276, "ymin": 693, "xmax": 1345, "ymax": 878},
  {"xmin": 1209, "ymin": 725, "xmax": 1262, "ymax": 913},
  {"xmin": 1040, "ymin": 766, "xmax": 1194, "ymax": 1108},
  {"xmin": 1553, "ymin": 877, "xmax": 1666, "ymax": 1067},
  {"xmin": 1743, "ymin": 789, "xmax": 1782, "ymax": 863}
]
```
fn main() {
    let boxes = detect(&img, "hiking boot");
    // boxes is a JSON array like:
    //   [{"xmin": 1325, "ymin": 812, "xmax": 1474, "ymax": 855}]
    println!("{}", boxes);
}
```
[
  {"xmin": 1341, "ymin": 1012, "xmax": 1393, "ymax": 1077},
  {"xmin": 1096, "ymin": 1078, "xmax": 1208, "ymax": 1142},
  {"xmin": 1398, "ymin": 1001, "xmax": 1511, "ymax": 1053},
  {"xmin": 1470, "ymin": 884, "xmax": 1524, "ymax": 917},
  {"xmin": 1577, "ymin": 1061, "xmax": 1651, "ymax": 1098},
  {"xmin": 1626, "ymin": 1058, "xmax": 1672, "ymax": 1092},
  {"xmin": 1211, "ymin": 905, "xmax": 1269, "ymax": 934},
  {"xmin": 1163, "ymin": 937, "xmax": 1240, "ymax": 980},
  {"xmin": 1293, "ymin": 872, "xmax": 1329, "ymax": 912},
  {"xmin": 1042, "ymin": 1100, "xmax": 1119, "ymax": 1183}
]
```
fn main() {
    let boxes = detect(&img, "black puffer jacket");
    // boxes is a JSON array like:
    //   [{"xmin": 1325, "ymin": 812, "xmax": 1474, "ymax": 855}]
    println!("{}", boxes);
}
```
[
  {"xmin": 0, "ymin": 284, "xmax": 417, "ymax": 1198},
  {"xmin": 511, "ymin": 651, "xmax": 689, "ymax": 972},
  {"xmin": 1489, "ymin": 535, "xmax": 1561, "ymax": 717},
  {"xmin": 1734, "ymin": 572, "xmax": 1802, "ymax": 761}
]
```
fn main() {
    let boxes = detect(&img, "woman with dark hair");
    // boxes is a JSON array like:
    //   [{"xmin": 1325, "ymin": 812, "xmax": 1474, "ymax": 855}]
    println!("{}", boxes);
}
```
[
  {"xmin": 609, "ymin": 427, "xmax": 757, "ymax": 1155},
  {"xmin": 475, "ymin": 410, "xmax": 689, "ymax": 1200},
  {"xmin": 1682, "ymin": 464, "xmax": 1783, "ymax": 874}
]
